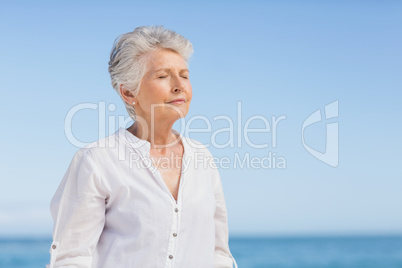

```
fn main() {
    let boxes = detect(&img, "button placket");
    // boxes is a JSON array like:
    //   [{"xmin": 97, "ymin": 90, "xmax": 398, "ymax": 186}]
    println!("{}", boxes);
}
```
[
  {"xmin": 165, "ymin": 204, "xmax": 181, "ymax": 268},
  {"xmin": 48, "ymin": 241, "xmax": 59, "ymax": 268},
  {"xmin": 164, "ymin": 136, "xmax": 186, "ymax": 267}
]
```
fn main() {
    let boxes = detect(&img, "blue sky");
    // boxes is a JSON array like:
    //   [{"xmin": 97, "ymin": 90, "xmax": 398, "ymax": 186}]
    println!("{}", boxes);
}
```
[{"xmin": 1, "ymin": 1, "xmax": 401, "ymax": 237}]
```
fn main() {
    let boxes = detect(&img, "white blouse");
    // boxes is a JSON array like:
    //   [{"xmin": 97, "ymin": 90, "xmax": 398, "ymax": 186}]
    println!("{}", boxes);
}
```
[{"xmin": 47, "ymin": 127, "xmax": 237, "ymax": 268}]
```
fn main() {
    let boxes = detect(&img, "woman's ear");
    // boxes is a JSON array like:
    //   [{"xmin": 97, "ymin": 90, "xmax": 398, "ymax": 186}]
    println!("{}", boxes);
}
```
[{"xmin": 119, "ymin": 84, "xmax": 136, "ymax": 105}]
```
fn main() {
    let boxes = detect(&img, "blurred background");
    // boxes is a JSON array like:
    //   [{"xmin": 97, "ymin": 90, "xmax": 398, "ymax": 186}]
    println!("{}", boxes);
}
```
[{"xmin": 1, "ymin": 1, "xmax": 401, "ymax": 267}]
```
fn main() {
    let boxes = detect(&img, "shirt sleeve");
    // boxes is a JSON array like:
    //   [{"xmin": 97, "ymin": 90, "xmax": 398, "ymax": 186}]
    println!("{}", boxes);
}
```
[
  {"xmin": 46, "ymin": 148, "xmax": 107, "ymax": 268},
  {"xmin": 210, "ymin": 155, "xmax": 238, "ymax": 268}
]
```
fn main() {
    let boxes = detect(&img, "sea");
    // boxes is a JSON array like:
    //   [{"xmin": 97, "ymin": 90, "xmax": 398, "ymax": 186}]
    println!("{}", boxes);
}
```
[{"xmin": 1, "ymin": 235, "xmax": 402, "ymax": 268}]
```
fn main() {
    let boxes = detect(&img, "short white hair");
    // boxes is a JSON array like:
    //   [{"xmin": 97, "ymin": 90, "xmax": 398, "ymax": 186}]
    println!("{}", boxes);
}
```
[{"xmin": 108, "ymin": 25, "xmax": 194, "ymax": 120}]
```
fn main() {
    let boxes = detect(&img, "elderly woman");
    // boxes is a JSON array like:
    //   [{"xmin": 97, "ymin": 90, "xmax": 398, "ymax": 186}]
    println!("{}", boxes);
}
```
[{"xmin": 47, "ymin": 26, "xmax": 237, "ymax": 268}]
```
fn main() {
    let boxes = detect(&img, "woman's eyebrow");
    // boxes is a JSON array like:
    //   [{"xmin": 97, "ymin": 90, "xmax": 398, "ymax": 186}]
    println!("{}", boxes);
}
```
[{"xmin": 154, "ymin": 67, "xmax": 189, "ymax": 73}]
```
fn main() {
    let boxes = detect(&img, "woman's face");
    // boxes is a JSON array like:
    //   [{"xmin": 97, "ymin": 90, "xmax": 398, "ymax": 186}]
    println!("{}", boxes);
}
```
[{"xmin": 134, "ymin": 48, "xmax": 192, "ymax": 124}]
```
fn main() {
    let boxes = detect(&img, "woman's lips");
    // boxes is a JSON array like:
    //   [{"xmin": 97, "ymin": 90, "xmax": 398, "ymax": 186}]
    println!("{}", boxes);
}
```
[{"xmin": 167, "ymin": 98, "xmax": 186, "ymax": 104}]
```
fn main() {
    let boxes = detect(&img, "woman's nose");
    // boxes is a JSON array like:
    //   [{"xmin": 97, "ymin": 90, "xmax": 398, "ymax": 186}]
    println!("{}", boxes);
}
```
[{"xmin": 172, "ymin": 75, "xmax": 185, "ymax": 92}]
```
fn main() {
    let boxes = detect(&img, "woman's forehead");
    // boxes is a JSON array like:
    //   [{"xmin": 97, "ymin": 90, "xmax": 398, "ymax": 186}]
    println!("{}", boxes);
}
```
[{"xmin": 145, "ymin": 50, "xmax": 187, "ymax": 71}]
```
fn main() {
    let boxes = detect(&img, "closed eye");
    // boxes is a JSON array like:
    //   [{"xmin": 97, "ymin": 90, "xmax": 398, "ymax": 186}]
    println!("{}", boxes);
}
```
[{"xmin": 158, "ymin": 76, "xmax": 168, "ymax": 79}]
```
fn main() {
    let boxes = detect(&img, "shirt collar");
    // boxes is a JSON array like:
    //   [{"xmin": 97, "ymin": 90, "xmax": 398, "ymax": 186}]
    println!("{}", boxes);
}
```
[{"xmin": 118, "ymin": 127, "xmax": 186, "ymax": 156}]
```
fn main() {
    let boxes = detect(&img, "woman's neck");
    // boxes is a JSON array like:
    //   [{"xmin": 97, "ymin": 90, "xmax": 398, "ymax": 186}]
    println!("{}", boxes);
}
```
[{"xmin": 128, "ymin": 121, "xmax": 179, "ymax": 150}]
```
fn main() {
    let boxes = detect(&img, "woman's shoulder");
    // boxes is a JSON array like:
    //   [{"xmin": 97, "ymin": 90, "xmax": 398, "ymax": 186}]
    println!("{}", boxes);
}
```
[{"xmin": 72, "ymin": 129, "xmax": 124, "ymax": 162}]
